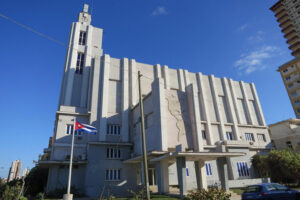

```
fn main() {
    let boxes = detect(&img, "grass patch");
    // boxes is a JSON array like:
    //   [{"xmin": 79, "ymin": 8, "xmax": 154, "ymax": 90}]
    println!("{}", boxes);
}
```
[{"xmin": 230, "ymin": 188, "xmax": 245, "ymax": 195}]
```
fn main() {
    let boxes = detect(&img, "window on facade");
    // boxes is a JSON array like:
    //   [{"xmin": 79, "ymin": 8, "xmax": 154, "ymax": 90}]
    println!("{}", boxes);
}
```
[
  {"xmin": 66, "ymin": 125, "xmax": 82, "ymax": 136},
  {"xmin": 186, "ymin": 168, "xmax": 189, "ymax": 176},
  {"xmin": 285, "ymin": 76, "xmax": 291, "ymax": 81},
  {"xmin": 288, "ymin": 83, "xmax": 294, "ymax": 88},
  {"xmin": 202, "ymin": 130, "xmax": 206, "ymax": 140},
  {"xmin": 297, "ymin": 109, "xmax": 300, "ymax": 113},
  {"xmin": 291, "ymin": 91, "xmax": 297, "ymax": 97},
  {"xmin": 205, "ymin": 163, "xmax": 212, "ymax": 176},
  {"xmin": 79, "ymin": 31, "xmax": 86, "ymax": 45},
  {"xmin": 286, "ymin": 141, "xmax": 293, "ymax": 149},
  {"xmin": 75, "ymin": 53, "xmax": 85, "ymax": 74},
  {"xmin": 106, "ymin": 124, "xmax": 121, "ymax": 135},
  {"xmin": 226, "ymin": 132, "xmax": 233, "ymax": 140},
  {"xmin": 237, "ymin": 161, "xmax": 250, "ymax": 177},
  {"xmin": 105, "ymin": 169, "xmax": 121, "ymax": 181},
  {"xmin": 257, "ymin": 134, "xmax": 266, "ymax": 142},
  {"xmin": 283, "ymin": 69, "xmax": 288, "ymax": 73},
  {"xmin": 245, "ymin": 133, "xmax": 255, "ymax": 142},
  {"xmin": 294, "ymin": 100, "xmax": 300, "ymax": 104},
  {"xmin": 106, "ymin": 147, "xmax": 121, "ymax": 159}
]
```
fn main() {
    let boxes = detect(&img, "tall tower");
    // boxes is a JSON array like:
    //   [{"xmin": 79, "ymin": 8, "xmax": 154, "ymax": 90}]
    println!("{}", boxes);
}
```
[
  {"xmin": 270, "ymin": 0, "xmax": 300, "ymax": 57},
  {"xmin": 59, "ymin": 4, "xmax": 103, "ymax": 108},
  {"xmin": 7, "ymin": 160, "xmax": 22, "ymax": 182}
]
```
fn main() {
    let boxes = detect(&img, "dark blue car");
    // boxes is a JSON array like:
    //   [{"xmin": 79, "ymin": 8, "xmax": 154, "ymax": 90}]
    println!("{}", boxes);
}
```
[{"xmin": 242, "ymin": 183, "xmax": 300, "ymax": 200}]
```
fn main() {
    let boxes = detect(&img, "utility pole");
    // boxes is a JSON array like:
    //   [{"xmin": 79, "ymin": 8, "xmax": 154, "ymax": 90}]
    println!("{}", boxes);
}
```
[{"xmin": 138, "ymin": 71, "xmax": 150, "ymax": 200}]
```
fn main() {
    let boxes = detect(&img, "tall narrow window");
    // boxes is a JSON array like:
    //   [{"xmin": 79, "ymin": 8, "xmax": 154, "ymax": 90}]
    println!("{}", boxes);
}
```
[
  {"xmin": 66, "ymin": 124, "xmax": 73, "ymax": 135},
  {"xmin": 226, "ymin": 132, "xmax": 233, "ymax": 140},
  {"xmin": 245, "ymin": 133, "xmax": 255, "ymax": 141},
  {"xmin": 202, "ymin": 130, "xmax": 206, "ymax": 140},
  {"xmin": 79, "ymin": 31, "xmax": 86, "ymax": 45},
  {"xmin": 107, "ymin": 124, "xmax": 121, "ymax": 135},
  {"xmin": 106, "ymin": 147, "xmax": 121, "ymax": 159},
  {"xmin": 205, "ymin": 163, "xmax": 212, "ymax": 176},
  {"xmin": 105, "ymin": 169, "xmax": 121, "ymax": 180},
  {"xmin": 237, "ymin": 161, "xmax": 250, "ymax": 177},
  {"xmin": 286, "ymin": 141, "xmax": 293, "ymax": 149},
  {"xmin": 76, "ymin": 53, "xmax": 85, "ymax": 74}
]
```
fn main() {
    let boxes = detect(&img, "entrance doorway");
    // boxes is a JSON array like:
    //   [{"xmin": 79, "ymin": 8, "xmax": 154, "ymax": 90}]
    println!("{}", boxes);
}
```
[{"xmin": 148, "ymin": 168, "xmax": 157, "ymax": 186}]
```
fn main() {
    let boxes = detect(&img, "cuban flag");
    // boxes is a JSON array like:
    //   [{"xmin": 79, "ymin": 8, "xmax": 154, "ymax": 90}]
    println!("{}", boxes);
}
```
[{"xmin": 75, "ymin": 121, "xmax": 97, "ymax": 134}]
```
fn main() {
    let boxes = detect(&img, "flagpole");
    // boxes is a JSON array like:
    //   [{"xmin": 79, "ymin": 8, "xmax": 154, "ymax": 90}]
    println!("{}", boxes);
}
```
[{"xmin": 65, "ymin": 118, "xmax": 75, "ymax": 200}]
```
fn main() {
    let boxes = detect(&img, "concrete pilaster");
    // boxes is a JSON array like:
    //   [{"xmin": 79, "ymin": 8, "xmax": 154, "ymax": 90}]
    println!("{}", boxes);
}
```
[
  {"xmin": 209, "ymin": 75, "xmax": 226, "ymax": 141},
  {"xmin": 217, "ymin": 157, "xmax": 229, "ymax": 191},
  {"xmin": 186, "ymin": 84, "xmax": 204, "ymax": 151},
  {"xmin": 152, "ymin": 78, "xmax": 168, "ymax": 151},
  {"xmin": 156, "ymin": 160, "xmax": 169, "ymax": 193},
  {"xmin": 162, "ymin": 65, "xmax": 170, "ymax": 90},
  {"xmin": 183, "ymin": 70, "xmax": 190, "ymax": 87},
  {"xmin": 195, "ymin": 160, "xmax": 207, "ymax": 190},
  {"xmin": 154, "ymin": 64, "xmax": 162, "ymax": 78},
  {"xmin": 99, "ymin": 55, "xmax": 110, "ymax": 141},
  {"xmin": 196, "ymin": 73, "xmax": 214, "ymax": 145},
  {"xmin": 178, "ymin": 69, "xmax": 185, "ymax": 92},
  {"xmin": 129, "ymin": 59, "xmax": 138, "ymax": 107},
  {"xmin": 222, "ymin": 78, "xmax": 240, "ymax": 140},
  {"xmin": 121, "ymin": 58, "xmax": 129, "ymax": 142},
  {"xmin": 64, "ymin": 22, "xmax": 81, "ymax": 106},
  {"xmin": 240, "ymin": 81, "xmax": 253, "ymax": 125},
  {"xmin": 59, "ymin": 23, "xmax": 75, "ymax": 107},
  {"xmin": 176, "ymin": 157, "xmax": 187, "ymax": 198},
  {"xmin": 80, "ymin": 25, "xmax": 93, "ymax": 107},
  {"xmin": 250, "ymin": 83, "xmax": 266, "ymax": 126},
  {"xmin": 229, "ymin": 79, "xmax": 242, "ymax": 124},
  {"xmin": 89, "ymin": 56, "xmax": 101, "ymax": 126}
]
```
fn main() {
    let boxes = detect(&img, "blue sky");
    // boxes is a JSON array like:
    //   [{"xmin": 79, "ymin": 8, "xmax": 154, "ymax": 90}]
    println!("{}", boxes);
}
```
[{"xmin": 0, "ymin": 0, "xmax": 294, "ymax": 178}]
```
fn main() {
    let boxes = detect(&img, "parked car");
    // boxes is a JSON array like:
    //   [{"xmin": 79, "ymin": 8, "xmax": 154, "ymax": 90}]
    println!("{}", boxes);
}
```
[{"xmin": 242, "ymin": 183, "xmax": 300, "ymax": 200}]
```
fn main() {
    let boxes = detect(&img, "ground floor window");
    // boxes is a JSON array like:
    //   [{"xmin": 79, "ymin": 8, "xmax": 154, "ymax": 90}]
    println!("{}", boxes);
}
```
[
  {"xmin": 205, "ymin": 163, "xmax": 212, "ymax": 176},
  {"xmin": 237, "ymin": 162, "xmax": 249, "ymax": 177},
  {"xmin": 226, "ymin": 132, "xmax": 233, "ymax": 140},
  {"xmin": 105, "ymin": 169, "xmax": 121, "ymax": 181}
]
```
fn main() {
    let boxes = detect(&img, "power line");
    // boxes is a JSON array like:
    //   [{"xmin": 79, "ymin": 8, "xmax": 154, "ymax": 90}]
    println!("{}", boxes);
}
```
[{"xmin": 0, "ymin": 12, "xmax": 65, "ymax": 46}]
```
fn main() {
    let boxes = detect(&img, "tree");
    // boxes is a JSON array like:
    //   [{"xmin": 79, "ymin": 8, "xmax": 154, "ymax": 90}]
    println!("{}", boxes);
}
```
[{"xmin": 24, "ymin": 166, "xmax": 48, "ymax": 197}]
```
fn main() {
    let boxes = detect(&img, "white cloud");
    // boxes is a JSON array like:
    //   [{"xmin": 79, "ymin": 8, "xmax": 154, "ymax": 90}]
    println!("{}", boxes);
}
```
[
  {"xmin": 248, "ymin": 30, "xmax": 264, "ymax": 43},
  {"xmin": 234, "ymin": 45, "xmax": 280, "ymax": 74},
  {"xmin": 151, "ymin": 6, "xmax": 168, "ymax": 16},
  {"xmin": 237, "ymin": 24, "xmax": 248, "ymax": 31}
]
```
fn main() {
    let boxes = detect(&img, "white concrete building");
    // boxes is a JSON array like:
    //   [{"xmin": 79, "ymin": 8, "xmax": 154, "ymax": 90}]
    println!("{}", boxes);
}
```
[
  {"xmin": 39, "ymin": 5, "xmax": 272, "ymax": 197},
  {"xmin": 8, "ymin": 160, "xmax": 22, "ymax": 182},
  {"xmin": 269, "ymin": 118, "xmax": 300, "ymax": 151}
]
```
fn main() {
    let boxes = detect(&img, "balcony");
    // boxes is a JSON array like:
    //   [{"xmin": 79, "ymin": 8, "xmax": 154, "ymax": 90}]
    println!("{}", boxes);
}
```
[
  {"xmin": 284, "ymin": 29, "xmax": 297, "ymax": 39},
  {"xmin": 280, "ymin": 19, "xmax": 292, "ymax": 29},
  {"xmin": 282, "ymin": 24, "xmax": 294, "ymax": 34}
]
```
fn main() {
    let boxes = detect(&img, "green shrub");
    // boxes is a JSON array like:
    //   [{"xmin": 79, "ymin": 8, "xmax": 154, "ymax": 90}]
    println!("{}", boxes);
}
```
[
  {"xmin": 252, "ymin": 149, "xmax": 300, "ymax": 184},
  {"xmin": 0, "ymin": 183, "xmax": 27, "ymax": 200},
  {"xmin": 186, "ymin": 188, "xmax": 231, "ymax": 200}
]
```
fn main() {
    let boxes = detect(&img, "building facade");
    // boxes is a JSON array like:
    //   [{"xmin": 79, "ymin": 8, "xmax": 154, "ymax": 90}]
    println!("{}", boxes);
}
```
[
  {"xmin": 270, "ymin": 0, "xmax": 300, "ymax": 57},
  {"xmin": 269, "ymin": 118, "xmax": 300, "ymax": 151},
  {"xmin": 277, "ymin": 58, "xmax": 300, "ymax": 118},
  {"xmin": 7, "ymin": 160, "xmax": 22, "ymax": 182},
  {"xmin": 39, "ymin": 5, "xmax": 272, "ymax": 197}
]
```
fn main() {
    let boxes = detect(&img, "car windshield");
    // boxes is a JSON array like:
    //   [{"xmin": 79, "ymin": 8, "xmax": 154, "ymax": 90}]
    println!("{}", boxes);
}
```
[
  {"xmin": 272, "ymin": 184, "xmax": 288, "ymax": 191},
  {"xmin": 265, "ymin": 185, "xmax": 277, "ymax": 191},
  {"xmin": 246, "ymin": 186, "xmax": 262, "ymax": 193}
]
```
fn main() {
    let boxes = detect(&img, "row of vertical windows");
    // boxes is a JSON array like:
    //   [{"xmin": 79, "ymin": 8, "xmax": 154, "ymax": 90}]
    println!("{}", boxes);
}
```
[
  {"xmin": 105, "ymin": 169, "xmax": 121, "ymax": 180},
  {"xmin": 237, "ymin": 162, "xmax": 249, "ymax": 177},
  {"xmin": 79, "ymin": 31, "xmax": 86, "ymax": 45},
  {"xmin": 107, "ymin": 124, "xmax": 121, "ymax": 135},
  {"xmin": 226, "ymin": 132, "xmax": 233, "ymax": 140},
  {"xmin": 76, "ymin": 53, "xmax": 85, "ymax": 74},
  {"xmin": 245, "ymin": 133, "xmax": 255, "ymax": 141},
  {"xmin": 106, "ymin": 147, "xmax": 121, "ymax": 159},
  {"xmin": 257, "ymin": 134, "xmax": 266, "ymax": 142},
  {"xmin": 205, "ymin": 163, "xmax": 212, "ymax": 176},
  {"xmin": 66, "ymin": 125, "xmax": 82, "ymax": 135}
]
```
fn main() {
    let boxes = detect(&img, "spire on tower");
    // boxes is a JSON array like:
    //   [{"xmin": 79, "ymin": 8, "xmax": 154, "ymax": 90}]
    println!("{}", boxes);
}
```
[{"xmin": 83, "ymin": 4, "xmax": 89, "ymax": 13}]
